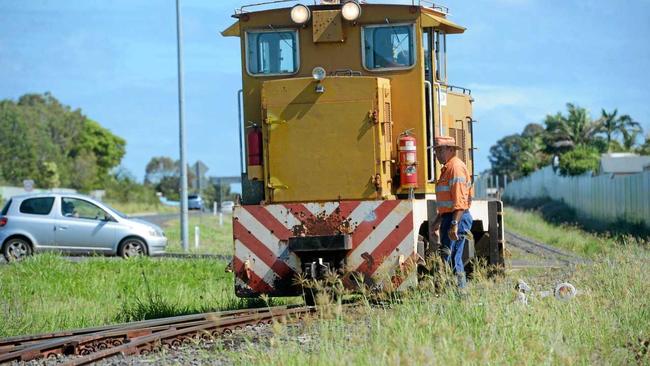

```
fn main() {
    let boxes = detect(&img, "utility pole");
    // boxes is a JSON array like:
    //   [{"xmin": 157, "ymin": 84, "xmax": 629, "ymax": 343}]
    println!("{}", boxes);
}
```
[{"xmin": 176, "ymin": 0, "xmax": 189, "ymax": 251}]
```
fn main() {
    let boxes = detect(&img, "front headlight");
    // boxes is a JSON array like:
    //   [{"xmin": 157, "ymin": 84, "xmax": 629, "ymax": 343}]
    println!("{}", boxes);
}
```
[
  {"xmin": 291, "ymin": 4, "xmax": 311, "ymax": 24},
  {"xmin": 342, "ymin": 1, "xmax": 361, "ymax": 21},
  {"xmin": 148, "ymin": 229, "xmax": 161, "ymax": 237}
]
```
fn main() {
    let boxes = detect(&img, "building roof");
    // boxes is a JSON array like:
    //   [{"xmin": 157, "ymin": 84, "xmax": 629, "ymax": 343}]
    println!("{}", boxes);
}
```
[{"xmin": 599, "ymin": 153, "xmax": 650, "ymax": 174}]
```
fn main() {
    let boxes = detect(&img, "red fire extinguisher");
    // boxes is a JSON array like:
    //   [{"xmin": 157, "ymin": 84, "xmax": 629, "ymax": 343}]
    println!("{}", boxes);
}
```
[
  {"xmin": 398, "ymin": 130, "xmax": 418, "ymax": 189},
  {"xmin": 247, "ymin": 124, "xmax": 263, "ymax": 166}
]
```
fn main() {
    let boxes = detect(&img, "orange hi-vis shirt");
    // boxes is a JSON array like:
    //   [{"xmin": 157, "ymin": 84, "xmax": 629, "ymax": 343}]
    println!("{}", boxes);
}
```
[{"xmin": 436, "ymin": 156, "xmax": 473, "ymax": 214}]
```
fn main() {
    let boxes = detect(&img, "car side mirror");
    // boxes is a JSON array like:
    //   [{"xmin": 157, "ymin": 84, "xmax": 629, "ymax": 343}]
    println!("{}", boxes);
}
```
[{"xmin": 103, "ymin": 214, "xmax": 114, "ymax": 222}]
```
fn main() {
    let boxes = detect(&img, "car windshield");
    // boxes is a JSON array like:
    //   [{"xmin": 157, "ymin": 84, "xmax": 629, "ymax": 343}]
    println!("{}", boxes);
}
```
[{"xmin": 188, "ymin": 195, "xmax": 198, "ymax": 200}]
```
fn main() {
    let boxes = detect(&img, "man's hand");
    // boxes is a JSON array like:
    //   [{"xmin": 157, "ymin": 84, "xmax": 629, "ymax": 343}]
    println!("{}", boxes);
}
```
[{"xmin": 448, "ymin": 224, "xmax": 459, "ymax": 241}]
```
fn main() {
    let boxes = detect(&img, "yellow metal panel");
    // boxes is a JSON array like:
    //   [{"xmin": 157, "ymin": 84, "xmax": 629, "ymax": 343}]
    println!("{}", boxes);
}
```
[
  {"xmin": 445, "ymin": 92, "xmax": 474, "ymax": 179},
  {"xmin": 420, "ymin": 11, "xmax": 466, "ymax": 34},
  {"xmin": 233, "ymin": 4, "xmax": 463, "ymax": 197},
  {"xmin": 247, "ymin": 165, "xmax": 264, "ymax": 180},
  {"xmin": 262, "ymin": 77, "xmax": 391, "ymax": 202},
  {"xmin": 312, "ymin": 10, "xmax": 344, "ymax": 43},
  {"xmin": 221, "ymin": 21, "xmax": 240, "ymax": 37}
]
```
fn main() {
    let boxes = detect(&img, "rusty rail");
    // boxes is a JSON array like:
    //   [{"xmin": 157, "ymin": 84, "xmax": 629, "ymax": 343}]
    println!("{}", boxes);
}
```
[{"xmin": 0, "ymin": 305, "xmax": 314, "ymax": 364}]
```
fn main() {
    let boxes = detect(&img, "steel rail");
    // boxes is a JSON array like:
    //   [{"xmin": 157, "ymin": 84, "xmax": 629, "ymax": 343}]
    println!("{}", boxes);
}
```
[
  {"xmin": 505, "ymin": 230, "xmax": 589, "ymax": 265},
  {"xmin": 63, "ymin": 306, "xmax": 314, "ymax": 366},
  {"xmin": 0, "ymin": 305, "xmax": 302, "ymax": 362}
]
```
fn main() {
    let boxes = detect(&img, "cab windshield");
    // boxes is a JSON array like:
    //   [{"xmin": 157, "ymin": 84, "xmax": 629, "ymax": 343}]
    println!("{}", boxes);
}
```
[
  {"xmin": 363, "ymin": 24, "xmax": 415, "ymax": 70},
  {"xmin": 246, "ymin": 30, "xmax": 299, "ymax": 75}
]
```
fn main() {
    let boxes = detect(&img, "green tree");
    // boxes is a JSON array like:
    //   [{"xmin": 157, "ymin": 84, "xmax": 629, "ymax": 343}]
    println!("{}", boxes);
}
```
[
  {"xmin": 74, "ymin": 119, "xmax": 126, "ymax": 186},
  {"xmin": 0, "ymin": 93, "xmax": 124, "ymax": 191},
  {"xmin": 558, "ymin": 145, "xmax": 600, "ymax": 176},
  {"xmin": 597, "ymin": 109, "xmax": 643, "ymax": 152},
  {"xmin": 145, "ymin": 156, "xmax": 177, "ymax": 185},
  {"xmin": 39, "ymin": 161, "xmax": 60, "ymax": 189},
  {"xmin": 638, "ymin": 134, "xmax": 650, "ymax": 155},
  {"xmin": 619, "ymin": 115, "xmax": 643, "ymax": 151},
  {"xmin": 488, "ymin": 134, "xmax": 525, "ymax": 179},
  {"xmin": 544, "ymin": 103, "xmax": 602, "ymax": 151},
  {"xmin": 0, "ymin": 101, "xmax": 39, "ymax": 182},
  {"xmin": 105, "ymin": 167, "xmax": 160, "ymax": 206}
]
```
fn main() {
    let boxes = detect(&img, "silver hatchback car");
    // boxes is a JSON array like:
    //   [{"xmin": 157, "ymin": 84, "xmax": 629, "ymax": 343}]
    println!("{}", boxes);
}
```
[{"xmin": 0, "ymin": 193, "xmax": 167, "ymax": 261}]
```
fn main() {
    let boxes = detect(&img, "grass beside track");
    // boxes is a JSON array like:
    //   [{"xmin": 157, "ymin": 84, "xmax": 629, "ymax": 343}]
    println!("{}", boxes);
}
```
[
  {"xmin": 0, "ymin": 254, "xmax": 297, "ymax": 338},
  {"xmin": 163, "ymin": 214, "xmax": 233, "ymax": 256},
  {"xmin": 505, "ymin": 207, "xmax": 618, "ymax": 258},
  {"xmin": 230, "ymin": 246, "xmax": 650, "ymax": 365},
  {"xmin": 226, "ymin": 207, "xmax": 650, "ymax": 365}
]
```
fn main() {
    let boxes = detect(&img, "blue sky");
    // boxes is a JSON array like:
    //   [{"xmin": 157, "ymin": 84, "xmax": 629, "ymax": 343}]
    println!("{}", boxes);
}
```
[{"xmin": 1, "ymin": 0, "xmax": 649, "ymax": 181}]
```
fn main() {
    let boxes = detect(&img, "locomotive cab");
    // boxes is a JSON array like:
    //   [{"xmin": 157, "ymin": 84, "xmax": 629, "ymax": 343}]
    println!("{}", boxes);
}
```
[{"xmin": 223, "ymin": 1, "xmax": 504, "ymax": 299}]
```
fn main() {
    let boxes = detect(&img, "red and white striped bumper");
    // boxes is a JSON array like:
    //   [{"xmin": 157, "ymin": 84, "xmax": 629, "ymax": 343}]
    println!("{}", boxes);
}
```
[{"xmin": 233, "ymin": 200, "xmax": 423, "ymax": 297}]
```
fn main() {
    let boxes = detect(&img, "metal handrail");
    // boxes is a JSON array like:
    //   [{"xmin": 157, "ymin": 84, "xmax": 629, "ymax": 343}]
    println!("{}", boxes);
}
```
[
  {"xmin": 236, "ymin": 0, "xmax": 316, "ymax": 14},
  {"xmin": 234, "ymin": 0, "xmax": 449, "ymax": 15},
  {"xmin": 447, "ymin": 84, "xmax": 471, "ymax": 95},
  {"xmin": 413, "ymin": 1, "xmax": 449, "ymax": 14}
]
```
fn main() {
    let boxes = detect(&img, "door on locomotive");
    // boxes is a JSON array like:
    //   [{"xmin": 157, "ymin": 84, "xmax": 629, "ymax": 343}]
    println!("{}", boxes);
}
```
[{"xmin": 222, "ymin": 1, "xmax": 505, "ymax": 300}]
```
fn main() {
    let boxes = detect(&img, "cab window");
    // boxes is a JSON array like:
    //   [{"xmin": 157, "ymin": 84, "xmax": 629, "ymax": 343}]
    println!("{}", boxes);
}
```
[
  {"xmin": 434, "ymin": 30, "xmax": 447, "ymax": 81},
  {"xmin": 362, "ymin": 24, "xmax": 415, "ymax": 70},
  {"xmin": 61, "ymin": 198, "xmax": 108, "ymax": 221},
  {"xmin": 246, "ymin": 30, "xmax": 299, "ymax": 75}
]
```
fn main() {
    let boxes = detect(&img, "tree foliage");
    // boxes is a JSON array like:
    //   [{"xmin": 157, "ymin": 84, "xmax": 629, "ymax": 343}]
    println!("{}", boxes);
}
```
[
  {"xmin": 0, "ymin": 93, "xmax": 125, "ymax": 191},
  {"xmin": 144, "ymin": 156, "xmax": 196, "ymax": 201},
  {"xmin": 489, "ymin": 103, "xmax": 644, "ymax": 178},
  {"xmin": 558, "ymin": 145, "xmax": 600, "ymax": 176},
  {"xmin": 638, "ymin": 134, "xmax": 650, "ymax": 156},
  {"xmin": 104, "ymin": 167, "xmax": 160, "ymax": 206}
]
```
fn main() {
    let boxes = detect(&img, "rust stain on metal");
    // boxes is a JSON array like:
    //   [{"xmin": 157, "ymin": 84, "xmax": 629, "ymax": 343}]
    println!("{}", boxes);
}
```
[{"xmin": 290, "ymin": 206, "xmax": 353, "ymax": 237}]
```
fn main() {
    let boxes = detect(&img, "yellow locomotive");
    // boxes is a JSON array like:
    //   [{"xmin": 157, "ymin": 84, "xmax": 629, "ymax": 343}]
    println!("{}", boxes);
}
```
[{"xmin": 222, "ymin": 0, "xmax": 504, "ymax": 300}]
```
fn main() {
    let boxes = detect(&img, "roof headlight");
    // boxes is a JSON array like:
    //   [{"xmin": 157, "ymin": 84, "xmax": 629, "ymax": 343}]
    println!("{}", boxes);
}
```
[
  {"xmin": 341, "ymin": 1, "xmax": 361, "ymax": 21},
  {"xmin": 291, "ymin": 4, "xmax": 311, "ymax": 24},
  {"xmin": 312, "ymin": 66, "xmax": 327, "ymax": 81}
]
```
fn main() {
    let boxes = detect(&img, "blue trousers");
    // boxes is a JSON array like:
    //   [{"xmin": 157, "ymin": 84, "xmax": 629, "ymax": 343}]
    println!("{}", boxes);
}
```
[{"xmin": 440, "ymin": 211, "xmax": 473, "ymax": 288}]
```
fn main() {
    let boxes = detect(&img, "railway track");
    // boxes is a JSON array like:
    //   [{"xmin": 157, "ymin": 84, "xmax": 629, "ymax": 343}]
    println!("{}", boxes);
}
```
[
  {"xmin": 505, "ymin": 230, "xmax": 589, "ymax": 268},
  {"xmin": 0, "ymin": 305, "xmax": 314, "ymax": 365}
]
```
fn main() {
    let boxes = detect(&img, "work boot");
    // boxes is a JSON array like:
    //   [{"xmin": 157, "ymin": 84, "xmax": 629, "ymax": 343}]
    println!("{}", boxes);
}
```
[{"xmin": 456, "ymin": 272, "xmax": 467, "ymax": 289}]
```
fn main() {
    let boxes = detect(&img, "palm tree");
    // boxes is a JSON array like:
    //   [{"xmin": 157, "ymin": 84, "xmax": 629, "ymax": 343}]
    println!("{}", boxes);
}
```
[
  {"xmin": 598, "ymin": 109, "xmax": 618, "ymax": 150},
  {"xmin": 618, "ymin": 114, "xmax": 643, "ymax": 151},
  {"xmin": 597, "ymin": 109, "xmax": 643, "ymax": 152},
  {"xmin": 545, "ymin": 103, "xmax": 602, "ymax": 149}
]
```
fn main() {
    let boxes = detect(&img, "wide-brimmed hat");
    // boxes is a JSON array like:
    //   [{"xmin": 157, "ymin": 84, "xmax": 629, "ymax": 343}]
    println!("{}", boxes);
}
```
[{"xmin": 434, "ymin": 136, "xmax": 461, "ymax": 149}]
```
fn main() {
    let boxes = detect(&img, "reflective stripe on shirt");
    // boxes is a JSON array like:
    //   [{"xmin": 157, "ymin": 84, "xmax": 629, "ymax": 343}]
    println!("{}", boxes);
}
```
[
  {"xmin": 436, "ymin": 185, "xmax": 450, "ymax": 192},
  {"xmin": 437, "ymin": 201, "xmax": 453, "ymax": 208}
]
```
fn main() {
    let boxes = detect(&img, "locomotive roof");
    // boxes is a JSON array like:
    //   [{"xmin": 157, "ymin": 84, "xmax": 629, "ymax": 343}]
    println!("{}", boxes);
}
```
[{"xmin": 222, "ymin": 2, "xmax": 465, "ymax": 37}]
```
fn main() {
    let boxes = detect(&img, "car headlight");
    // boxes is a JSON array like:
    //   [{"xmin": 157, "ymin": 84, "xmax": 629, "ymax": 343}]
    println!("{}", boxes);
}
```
[{"xmin": 148, "ymin": 229, "xmax": 161, "ymax": 237}]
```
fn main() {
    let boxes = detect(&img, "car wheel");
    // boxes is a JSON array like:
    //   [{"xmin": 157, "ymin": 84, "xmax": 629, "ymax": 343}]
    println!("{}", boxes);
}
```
[
  {"xmin": 2, "ymin": 237, "xmax": 33, "ymax": 262},
  {"xmin": 119, "ymin": 238, "xmax": 148, "ymax": 258}
]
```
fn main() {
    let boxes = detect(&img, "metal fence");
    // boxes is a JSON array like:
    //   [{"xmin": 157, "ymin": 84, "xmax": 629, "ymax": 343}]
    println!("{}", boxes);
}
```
[{"xmin": 503, "ymin": 166, "xmax": 650, "ymax": 228}]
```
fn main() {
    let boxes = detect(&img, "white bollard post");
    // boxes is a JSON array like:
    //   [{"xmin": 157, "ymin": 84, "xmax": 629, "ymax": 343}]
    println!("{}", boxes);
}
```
[
  {"xmin": 219, "ymin": 212, "xmax": 223, "ymax": 226},
  {"xmin": 194, "ymin": 225, "xmax": 200, "ymax": 250},
  {"xmin": 213, "ymin": 201, "xmax": 217, "ymax": 216}
]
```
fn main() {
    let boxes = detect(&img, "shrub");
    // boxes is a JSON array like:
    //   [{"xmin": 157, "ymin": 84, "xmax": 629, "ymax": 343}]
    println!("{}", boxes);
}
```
[{"xmin": 559, "ymin": 145, "xmax": 600, "ymax": 176}]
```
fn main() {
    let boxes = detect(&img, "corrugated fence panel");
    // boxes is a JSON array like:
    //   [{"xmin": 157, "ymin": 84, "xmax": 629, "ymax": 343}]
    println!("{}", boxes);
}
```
[{"xmin": 504, "ymin": 166, "xmax": 650, "ymax": 229}]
